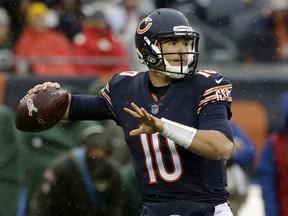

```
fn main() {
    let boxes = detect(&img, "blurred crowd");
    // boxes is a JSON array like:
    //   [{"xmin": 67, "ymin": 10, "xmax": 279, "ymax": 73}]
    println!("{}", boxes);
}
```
[
  {"xmin": 0, "ymin": 0, "xmax": 155, "ymax": 80},
  {"xmin": 0, "ymin": 0, "xmax": 288, "ymax": 216},
  {"xmin": 0, "ymin": 0, "xmax": 286, "ymax": 79}
]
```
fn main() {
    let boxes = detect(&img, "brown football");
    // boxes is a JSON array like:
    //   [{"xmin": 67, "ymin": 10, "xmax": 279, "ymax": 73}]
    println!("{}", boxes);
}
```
[{"xmin": 15, "ymin": 87, "xmax": 69, "ymax": 132}]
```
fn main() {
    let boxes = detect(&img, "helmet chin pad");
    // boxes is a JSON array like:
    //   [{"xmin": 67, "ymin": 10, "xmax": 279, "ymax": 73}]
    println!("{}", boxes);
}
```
[
  {"xmin": 160, "ymin": 71, "xmax": 186, "ymax": 79},
  {"xmin": 163, "ymin": 54, "xmax": 193, "ymax": 74}
]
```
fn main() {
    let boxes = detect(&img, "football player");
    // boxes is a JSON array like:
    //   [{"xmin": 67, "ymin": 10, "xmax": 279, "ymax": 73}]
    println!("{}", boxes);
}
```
[{"xmin": 31, "ymin": 8, "xmax": 234, "ymax": 216}]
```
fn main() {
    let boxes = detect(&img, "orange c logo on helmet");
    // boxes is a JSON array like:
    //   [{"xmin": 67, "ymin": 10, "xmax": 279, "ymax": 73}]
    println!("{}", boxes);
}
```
[{"xmin": 137, "ymin": 17, "xmax": 152, "ymax": 34}]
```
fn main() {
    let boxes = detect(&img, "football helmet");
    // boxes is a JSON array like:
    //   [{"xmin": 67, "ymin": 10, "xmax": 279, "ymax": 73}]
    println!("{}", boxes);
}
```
[{"xmin": 135, "ymin": 8, "xmax": 200, "ymax": 79}]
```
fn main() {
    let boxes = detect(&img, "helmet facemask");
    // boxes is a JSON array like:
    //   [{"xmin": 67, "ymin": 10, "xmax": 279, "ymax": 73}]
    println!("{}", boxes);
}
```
[
  {"xmin": 153, "ymin": 36, "xmax": 197, "ymax": 79},
  {"xmin": 138, "ymin": 27, "xmax": 199, "ymax": 79}
]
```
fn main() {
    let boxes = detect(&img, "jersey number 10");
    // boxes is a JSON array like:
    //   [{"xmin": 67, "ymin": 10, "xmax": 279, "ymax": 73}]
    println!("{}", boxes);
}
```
[{"xmin": 140, "ymin": 133, "xmax": 183, "ymax": 184}]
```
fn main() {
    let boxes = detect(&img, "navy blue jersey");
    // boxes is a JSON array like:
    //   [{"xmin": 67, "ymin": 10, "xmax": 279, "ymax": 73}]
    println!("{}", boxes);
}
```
[{"xmin": 69, "ymin": 70, "xmax": 233, "ymax": 205}]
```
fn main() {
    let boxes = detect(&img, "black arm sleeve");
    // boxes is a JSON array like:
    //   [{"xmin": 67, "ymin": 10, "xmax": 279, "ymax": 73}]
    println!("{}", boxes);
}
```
[
  {"xmin": 68, "ymin": 94, "xmax": 114, "ymax": 121},
  {"xmin": 199, "ymin": 102, "xmax": 234, "ymax": 142}
]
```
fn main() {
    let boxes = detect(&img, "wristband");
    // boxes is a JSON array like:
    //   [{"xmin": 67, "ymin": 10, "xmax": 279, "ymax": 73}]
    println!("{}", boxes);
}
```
[{"xmin": 160, "ymin": 118, "xmax": 197, "ymax": 149}]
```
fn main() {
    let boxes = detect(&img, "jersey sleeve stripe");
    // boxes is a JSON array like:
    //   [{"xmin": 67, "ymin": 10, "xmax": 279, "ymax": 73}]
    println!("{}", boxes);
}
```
[
  {"xmin": 195, "ymin": 70, "xmax": 217, "ymax": 78},
  {"xmin": 198, "ymin": 95, "xmax": 218, "ymax": 106},
  {"xmin": 198, "ymin": 95, "xmax": 232, "ymax": 107},
  {"xmin": 100, "ymin": 88, "xmax": 113, "ymax": 107},
  {"xmin": 197, "ymin": 96, "xmax": 232, "ymax": 114},
  {"xmin": 105, "ymin": 83, "xmax": 110, "ymax": 92},
  {"xmin": 197, "ymin": 83, "xmax": 232, "ymax": 114},
  {"xmin": 203, "ymin": 84, "xmax": 232, "ymax": 96}
]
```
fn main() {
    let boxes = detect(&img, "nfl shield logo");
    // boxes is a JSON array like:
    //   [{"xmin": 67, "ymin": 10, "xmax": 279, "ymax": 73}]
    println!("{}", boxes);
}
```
[{"xmin": 151, "ymin": 104, "xmax": 159, "ymax": 115}]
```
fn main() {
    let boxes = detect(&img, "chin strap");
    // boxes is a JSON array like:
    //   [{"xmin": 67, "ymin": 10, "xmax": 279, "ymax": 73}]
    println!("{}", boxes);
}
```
[{"xmin": 160, "ymin": 118, "xmax": 197, "ymax": 149}]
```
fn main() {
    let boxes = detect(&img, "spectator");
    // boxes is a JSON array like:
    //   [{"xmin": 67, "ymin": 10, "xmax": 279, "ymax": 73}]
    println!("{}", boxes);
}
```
[
  {"xmin": 29, "ymin": 124, "xmax": 123, "ymax": 216},
  {"xmin": 73, "ymin": 10, "xmax": 129, "ymax": 80},
  {"xmin": 106, "ymin": 0, "xmax": 140, "ymax": 35},
  {"xmin": 269, "ymin": 0, "xmax": 288, "ymax": 61},
  {"xmin": 238, "ymin": 0, "xmax": 288, "ymax": 63},
  {"xmin": 256, "ymin": 91, "xmax": 288, "ymax": 216},
  {"xmin": 136, "ymin": 0, "xmax": 156, "ymax": 17},
  {"xmin": 80, "ymin": 0, "xmax": 117, "ymax": 15},
  {"xmin": 52, "ymin": 0, "xmax": 83, "ymax": 41},
  {"xmin": 121, "ymin": 161, "xmax": 141, "ymax": 216},
  {"xmin": 0, "ymin": 7, "xmax": 14, "ymax": 72},
  {"xmin": 227, "ymin": 121, "xmax": 256, "ymax": 216},
  {"xmin": 22, "ymin": 120, "xmax": 96, "ymax": 214},
  {"xmin": 0, "ymin": 0, "xmax": 31, "ymax": 42},
  {"xmin": 105, "ymin": 0, "xmax": 146, "ymax": 71},
  {"xmin": 13, "ymin": 2, "xmax": 77, "ymax": 76},
  {"xmin": 0, "ymin": 105, "xmax": 26, "ymax": 216}
]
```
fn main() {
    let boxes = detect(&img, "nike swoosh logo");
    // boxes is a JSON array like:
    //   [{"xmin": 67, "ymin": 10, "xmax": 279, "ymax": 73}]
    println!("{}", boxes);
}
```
[{"xmin": 215, "ymin": 77, "xmax": 224, "ymax": 84}]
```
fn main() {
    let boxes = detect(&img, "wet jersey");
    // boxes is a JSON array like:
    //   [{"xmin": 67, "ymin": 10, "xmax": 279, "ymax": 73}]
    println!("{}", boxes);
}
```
[{"xmin": 69, "ymin": 70, "xmax": 233, "ymax": 205}]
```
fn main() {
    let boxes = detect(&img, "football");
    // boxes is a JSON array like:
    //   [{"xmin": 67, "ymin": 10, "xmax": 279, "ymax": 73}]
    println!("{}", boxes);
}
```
[{"xmin": 15, "ymin": 87, "xmax": 69, "ymax": 132}]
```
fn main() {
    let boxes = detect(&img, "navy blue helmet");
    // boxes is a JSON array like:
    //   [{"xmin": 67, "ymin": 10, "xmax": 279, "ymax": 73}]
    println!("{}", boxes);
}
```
[{"xmin": 135, "ymin": 8, "xmax": 200, "ymax": 79}]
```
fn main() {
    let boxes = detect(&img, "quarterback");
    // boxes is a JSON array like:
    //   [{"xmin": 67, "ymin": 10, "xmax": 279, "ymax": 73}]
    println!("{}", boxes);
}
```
[{"xmin": 31, "ymin": 8, "xmax": 234, "ymax": 216}]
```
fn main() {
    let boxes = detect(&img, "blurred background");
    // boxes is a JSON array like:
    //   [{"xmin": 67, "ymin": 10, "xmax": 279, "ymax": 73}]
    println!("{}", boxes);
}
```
[{"xmin": 0, "ymin": 0, "xmax": 288, "ymax": 215}]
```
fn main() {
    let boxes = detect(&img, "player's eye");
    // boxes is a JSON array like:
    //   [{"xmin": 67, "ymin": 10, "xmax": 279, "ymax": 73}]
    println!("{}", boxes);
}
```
[
  {"xmin": 184, "ymin": 39, "xmax": 191, "ymax": 46},
  {"xmin": 170, "ymin": 41, "xmax": 177, "ymax": 46}
]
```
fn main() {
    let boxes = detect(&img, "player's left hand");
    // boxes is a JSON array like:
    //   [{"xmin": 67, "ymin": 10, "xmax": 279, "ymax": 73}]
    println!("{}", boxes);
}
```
[{"xmin": 124, "ymin": 102, "xmax": 164, "ymax": 136}]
